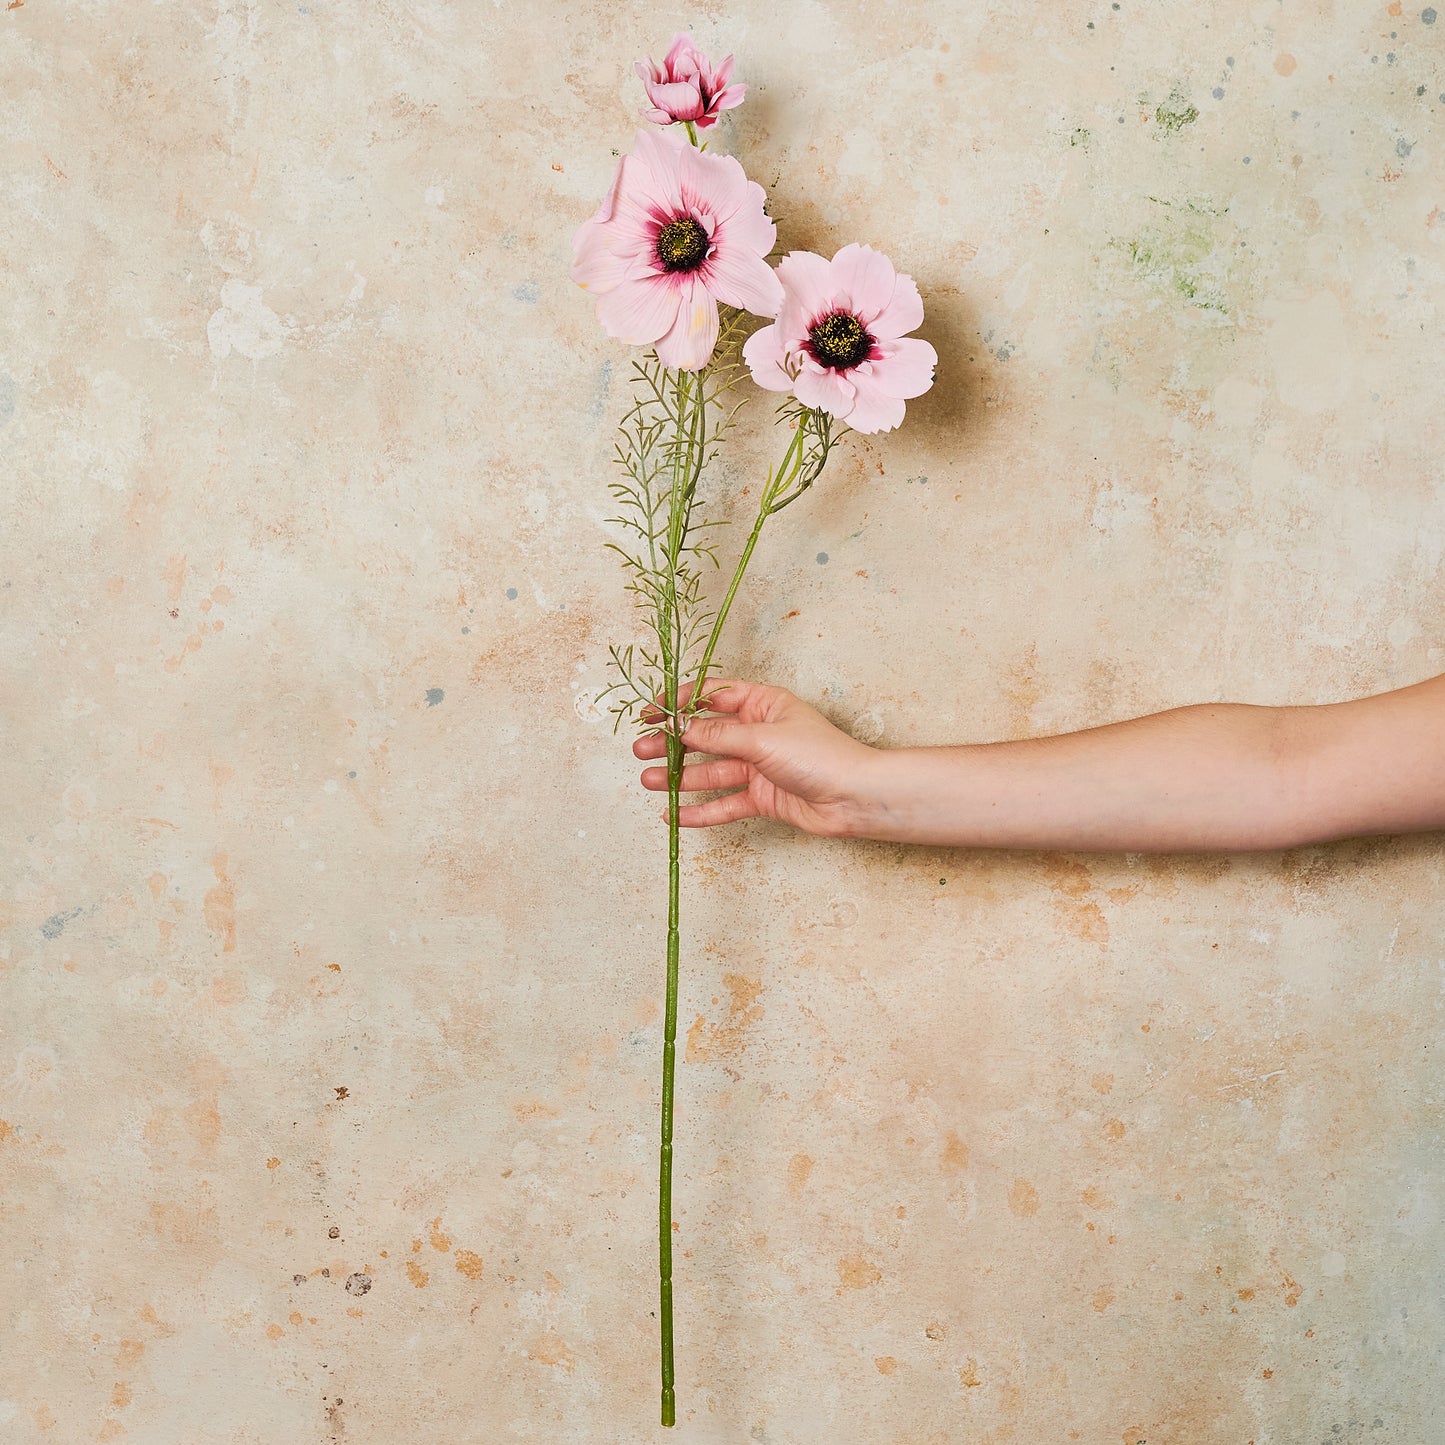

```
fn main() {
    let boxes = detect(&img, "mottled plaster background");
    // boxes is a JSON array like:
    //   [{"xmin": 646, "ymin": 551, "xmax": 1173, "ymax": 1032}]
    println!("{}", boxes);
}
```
[{"xmin": 3, "ymin": 2, "xmax": 1444, "ymax": 1441}]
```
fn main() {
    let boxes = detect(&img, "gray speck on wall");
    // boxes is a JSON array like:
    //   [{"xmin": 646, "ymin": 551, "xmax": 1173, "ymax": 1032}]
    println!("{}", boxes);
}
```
[
  {"xmin": 426, "ymin": 688, "xmax": 444, "ymax": 706},
  {"xmin": 512, "ymin": 281, "xmax": 540, "ymax": 303},
  {"xmin": 591, "ymin": 358, "xmax": 614, "ymax": 419},
  {"xmin": 41, "ymin": 905, "xmax": 84, "ymax": 940}
]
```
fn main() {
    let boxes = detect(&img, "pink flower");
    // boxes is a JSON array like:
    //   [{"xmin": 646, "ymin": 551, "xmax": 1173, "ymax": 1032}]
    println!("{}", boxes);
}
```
[
  {"xmin": 635, "ymin": 33, "xmax": 745, "ymax": 131},
  {"xmin": 742, "ymin": 244, "xmax": 937, "ymax": 434},
  {"xmin": 571, "ymin": 128, "xmax": 784, "ymax": 371}
]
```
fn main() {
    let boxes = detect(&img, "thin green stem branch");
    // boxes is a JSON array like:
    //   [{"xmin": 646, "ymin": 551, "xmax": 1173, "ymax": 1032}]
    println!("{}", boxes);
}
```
[{"xmin": 687, "ymin": 408, "xmax": 835, "ymax": 714}]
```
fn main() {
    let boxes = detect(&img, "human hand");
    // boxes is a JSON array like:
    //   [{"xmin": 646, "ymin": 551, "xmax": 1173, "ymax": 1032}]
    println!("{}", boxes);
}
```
[{"xmin": 633, "ymin": 677, "xmax": 885, "ymax": 837}]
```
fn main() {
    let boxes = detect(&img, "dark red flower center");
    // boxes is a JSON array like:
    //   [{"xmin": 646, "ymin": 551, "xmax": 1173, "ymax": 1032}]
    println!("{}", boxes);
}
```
[
  {"xmin": 655, "ymin": 216, "xmax": 709, "ymax": 273},
  {"xmin": 807, "ymin": 312, "xmax": 872, "ymax": 370}
]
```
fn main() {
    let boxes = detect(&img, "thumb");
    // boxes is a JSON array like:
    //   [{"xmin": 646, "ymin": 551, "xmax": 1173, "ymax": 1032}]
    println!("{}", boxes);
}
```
[{"xmin": 680, "ymin": 712, "xmax": 765, "ymax": 761}]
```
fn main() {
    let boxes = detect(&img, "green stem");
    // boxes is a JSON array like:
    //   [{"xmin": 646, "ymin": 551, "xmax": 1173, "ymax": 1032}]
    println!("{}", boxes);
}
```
[
  {"xmin": 660, "ymin": 718, "xmax": 680, "ymax": 1428},
  {"xmin": 687, "ymin": 411, "xmax": 820, "ymax": 712},
  {"xmin": 658, "ymin": 364, "xmax": 705, "ymax": 1429}
]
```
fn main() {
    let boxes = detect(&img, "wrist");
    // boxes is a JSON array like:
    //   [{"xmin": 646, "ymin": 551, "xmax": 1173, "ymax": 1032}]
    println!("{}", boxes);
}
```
[{"xmin": 838, "ymin": 744, "xmax": 941, "ymax": 843}]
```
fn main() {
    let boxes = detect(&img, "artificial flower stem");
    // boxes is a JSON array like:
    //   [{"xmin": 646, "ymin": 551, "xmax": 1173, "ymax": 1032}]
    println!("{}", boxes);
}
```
[
  {"xmin": 683, "ymin": 119, "xmax": 701, "ymax": 147},
  {"xmin": 688, "ymin": 415, "xmax": 812, "ymax": 709},
  {"xmin": 660, "ymin": 715, "xmax": 680, "ymax": 1428},
  {"xmin": 689, "ymin": 503, "xmax": 769, "ymax": 705},
  {"xmin": 658, "ymin": 362, "xmax": 706, "ymax": 1429},
  {"xmin": 768, "ymin": 414, "xmax": 836, "ymax": 515}
]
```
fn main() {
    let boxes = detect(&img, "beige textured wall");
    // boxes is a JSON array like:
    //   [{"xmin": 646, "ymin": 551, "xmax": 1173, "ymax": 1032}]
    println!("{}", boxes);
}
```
[{"xmin": 4, "ymin": 2, "xmax": 1444, "ymax": 1441}]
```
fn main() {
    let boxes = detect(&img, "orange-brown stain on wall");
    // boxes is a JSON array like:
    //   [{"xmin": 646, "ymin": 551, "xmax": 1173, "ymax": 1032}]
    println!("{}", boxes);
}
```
[
  {"xmin": 941, "ymin": 1130, "xmax": 970, "ymax": 1173},
  {"xmin": 203, "ymin": 852, "xmax": 236, "ymax": 952},
  {"xmin": 1042, "ymin": 855, "xmax": 1110, "ymax": 944},
  {"xmin": 685, "ymin": 972, "xmax": 764, "ymax": 1063},
  {"xmin": 1009, "ymin": 1178, "xmax": 1041, "ymax": 1216},
  {"xmin": 786, "ymin": 1152, "xmax": 814, "ymax": 1199},
  {"xmin": 527, "ymin": 1332, "xmax": 577, "ymax": 1372},
  {"xmin": 836, "ymin": 1250, "xmax": 883, "ymax": 1292}
]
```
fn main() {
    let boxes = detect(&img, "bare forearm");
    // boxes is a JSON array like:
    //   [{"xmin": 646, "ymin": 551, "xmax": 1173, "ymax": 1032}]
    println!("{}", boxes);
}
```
[{"xmin": 851, "ymin": 703, "xmax": 1312, "ymax": 853}]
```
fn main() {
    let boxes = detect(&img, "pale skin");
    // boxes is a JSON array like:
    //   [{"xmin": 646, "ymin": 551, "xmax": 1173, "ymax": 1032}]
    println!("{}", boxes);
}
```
[{"xmin": 633, "ymin": 671, "xmax": 1445, "ymax": 853}]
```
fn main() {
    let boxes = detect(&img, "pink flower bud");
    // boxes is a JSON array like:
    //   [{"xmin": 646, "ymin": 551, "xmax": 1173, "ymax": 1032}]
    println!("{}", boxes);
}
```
[{"xmin": 634, "ymin": 33, "xmax": 746, "ymax": 131}]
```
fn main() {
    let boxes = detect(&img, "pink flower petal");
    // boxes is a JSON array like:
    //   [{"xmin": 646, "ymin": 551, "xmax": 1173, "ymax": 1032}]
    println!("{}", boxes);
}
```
[
  {"xmin": 570, "ymin": 218, "xmax": 633, "ymax": 293},
  {"xmin": 711, "ymin": 157, "xmax": 753, "ymax": 216},
  {"xmin": 630, "ymin": 128, "xmax": 685, "ymax": 212},
  {"xmin": 775, "ymin": 251, "xmax": 837, "ymax": 329},
  {"xmin": 870, "ymin": 336, "xmax": 937, "ymax": 398},
  {"xmin": 572, "ymin": 154, "xmax": 662, "ymax": 290},
  {"xmin": 870, "ymin": 270, "xmax": 924, "ymax": 339},
  {"xmin": 595, "ymin": 154, "xmax": 667, "ymax": 254},
  {"xmin": 712, "ymin": 54, "xmax": 735, "ymax": 89},
  {"xmin": 644, "ymin": 79, "xmax": 705, "ymax": 121},
  {"xmin": 712, "ymin": 82, "xmax": 746, "ymax": 112},
  {"xmin": 594, "ymin": 275, "xmax": 683, "ymax": 347},
  {"xmin": 735, "ymin": 180, "xmax": 775, "ymax": 251},
  {"xmin": 794, "ymin": 363, "xmax": 855, "ymax": 418},
  {"xmin": 837, "ymin": 367, "xmax": 906, "ymax": 433},
  {"xmin": 662, "ymin": 33, "xmax": 694, "ymax": 70},
  {"xmin": 680, "ymin": 143, "xmax": 746, "ymax": 221},
  {"xmin": 703, "ymin": 245, "xmax": 782, "ymax": 319},
  {"xmin": 830, "ymin": 243, "xmax": 898, "ymax": 327},
  {"xmin": 586, "ymin": 154, "xmax": 627, "ymax": 225},
  {"xmin": 742, "ymin": 322, "xmax": 795, "ymax": 391},
  {"xmin": 654, "ymin": 277, "xmax": 719, "ymax": 370}
]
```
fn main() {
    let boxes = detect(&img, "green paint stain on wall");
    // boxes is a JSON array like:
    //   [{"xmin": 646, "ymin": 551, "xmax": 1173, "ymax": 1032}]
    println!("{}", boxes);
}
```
[
  {"xmin": 1154, "ymin": 84, "xmax": 1199, "ymax": 132},
  {"xmin": 1144, "ymin": 194, "xmax": 1227, "ymax": 218},
  {"xmin": 1110, "ymin": 195, "xmax": 1232, "ymax": 314},
  {"xmin": 1070, "ymin": 126, "xmax": 1093, "ymax": 150},
  {"xmin": 1121, "ymin": 235, "xmax": 1227, "ymax": 310}
]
